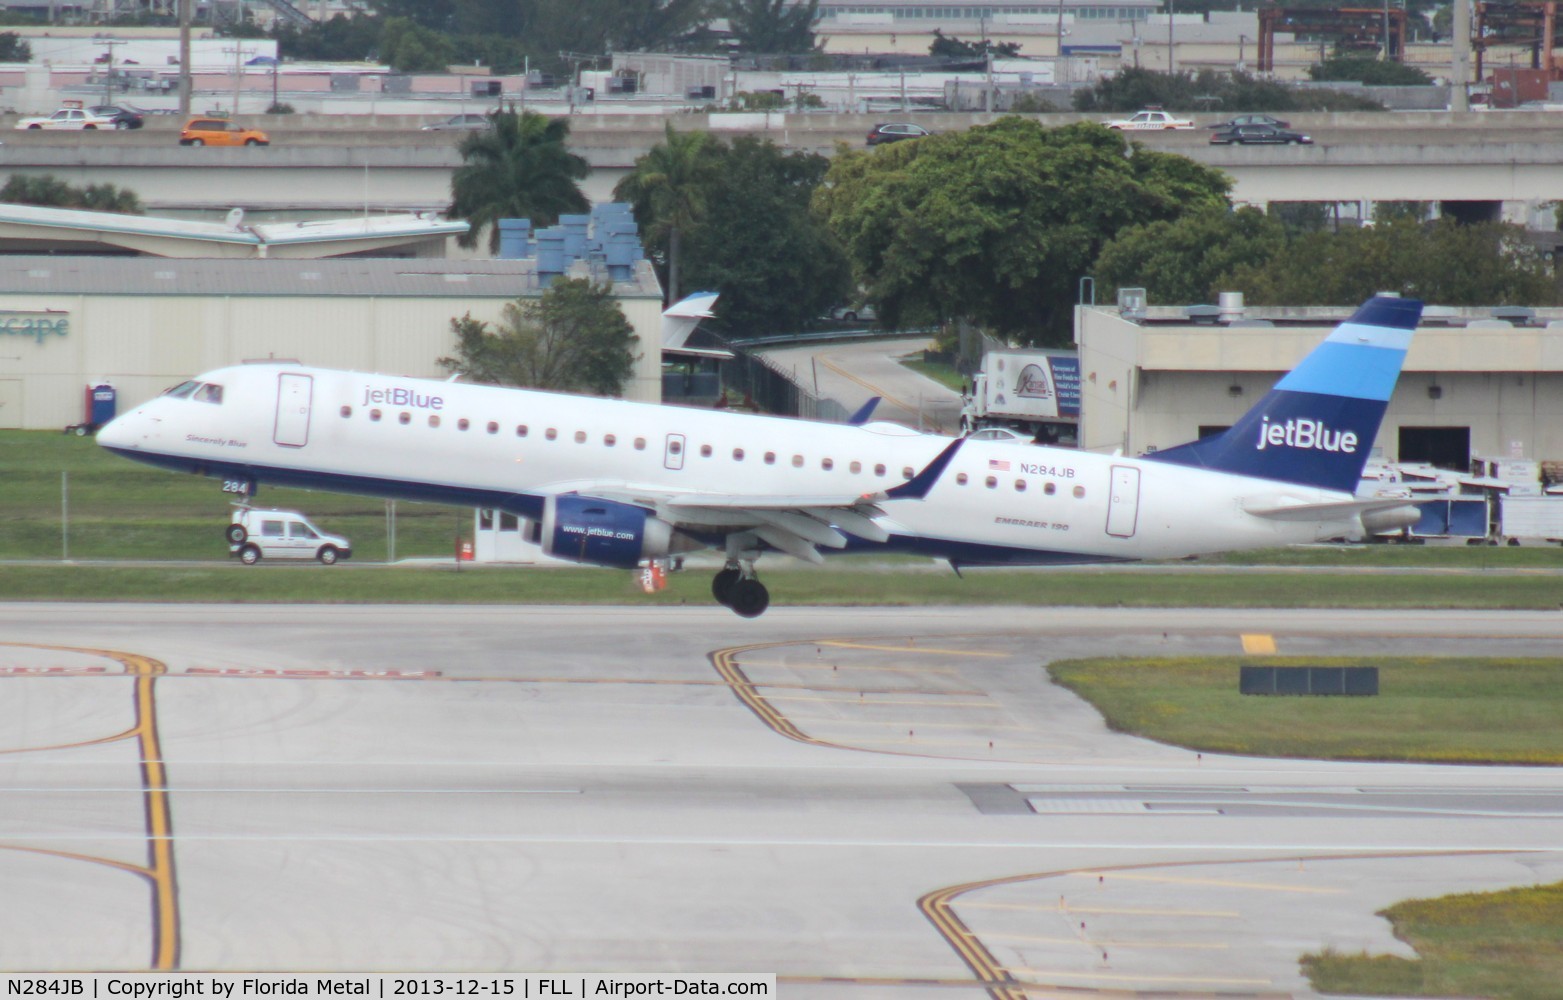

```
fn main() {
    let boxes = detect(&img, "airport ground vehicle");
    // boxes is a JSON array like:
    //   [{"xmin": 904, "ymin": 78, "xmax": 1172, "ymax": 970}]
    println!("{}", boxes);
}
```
[
  {"xmin": 179, "ymin": 117, "xmax": 270, "ymax": 146},
  {"xmin": 16, "ymin": 107, "xmax": 116, "ymax": 130},
  {"xmin": 1099, "ymin": 110, "xmax": 1194, "ymax": 130},
  {"xmin": 227, "ymin": 508, "xmax": 351, "ymax": 565},
  {"xmin": 866, "ymin": 122, "xmax": 932, "ymax": 145},
  {"xmin": 1209, "ymin": 123, "xmax": 1313, "ymax": 145},
  {"xmin": 959, "ymin": 348, "xmax": 1080, "ymax": 444}
]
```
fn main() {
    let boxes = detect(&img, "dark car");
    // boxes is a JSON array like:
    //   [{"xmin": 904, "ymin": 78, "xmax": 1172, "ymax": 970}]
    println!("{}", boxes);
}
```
[
  {"xmin": 89, "ymin": 104, "xmax": 146, "ymax": 129},
  {"xmin": 422, "ymin": 113, "xmax": 492, "ymax": 131},
  {"xmin": 866, "ymin": 122, "xmax": 931, "ymax": 146},
  {"xmin": 1209, "ymin": 123, "xmax": 1312, "ymax": 146},
  {"xmin": 1205, "ymin": 113, "xmax": 1291, "ymax": 130}
]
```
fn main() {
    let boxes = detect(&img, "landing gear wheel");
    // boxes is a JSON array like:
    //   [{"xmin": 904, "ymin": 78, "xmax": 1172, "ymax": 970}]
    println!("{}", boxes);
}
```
[
  {"xmin": 226, "ymin": 524, "xmax": 247, "ymax": 545},
  {"xmin": 711, "ymin": 566, "xmax": 742, "ymax": 605},
  {"xmin": 727, "ymin": 578, "xmax": 770, "ymax": 618},
  {"xmin": 239, "ymin": 544, "xmax": 261, "ymax": 565}
]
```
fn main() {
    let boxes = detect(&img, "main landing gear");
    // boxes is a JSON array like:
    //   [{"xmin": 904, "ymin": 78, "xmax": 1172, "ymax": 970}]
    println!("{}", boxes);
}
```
[{"xmin": 711, "ymin": 560, "xmax": 769, "ymax": 618}]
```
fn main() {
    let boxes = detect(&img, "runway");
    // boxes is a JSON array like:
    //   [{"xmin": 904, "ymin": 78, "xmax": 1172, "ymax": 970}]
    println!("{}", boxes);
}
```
[{"xmin": 3, "ymin": 603, "xmax": 1562, "ymax": 997}]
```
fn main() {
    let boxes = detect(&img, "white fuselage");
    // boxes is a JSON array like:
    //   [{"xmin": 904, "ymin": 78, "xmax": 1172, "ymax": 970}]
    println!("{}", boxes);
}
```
[{"xmin": 100, "ymin": 364, "xmax": 1364, "ymax": 565}]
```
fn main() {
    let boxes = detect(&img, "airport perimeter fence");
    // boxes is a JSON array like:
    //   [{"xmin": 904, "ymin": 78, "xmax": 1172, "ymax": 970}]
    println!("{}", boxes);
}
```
[{"xmin": 720, "ymin": 348, "xmax": 853, "ymax": 424}]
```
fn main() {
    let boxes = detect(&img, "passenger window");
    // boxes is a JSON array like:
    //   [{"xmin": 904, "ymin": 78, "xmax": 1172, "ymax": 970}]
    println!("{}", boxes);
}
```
[
  {"xmin": 700, "ymin": 444, "xmax": 713, "ymax": 458},
  {"xmin": 985, "ymin": 476, "xmax": 997, "ymax": 488},
  {"xmin": 902, "ymin": 466, "xmax": 914, "ymax": 479},
  {"xmin": 764, "ymin": 452, "xmax": 776, "ymax": 465},
  {"xmin": 340, "ymin": 406, "xmax": 351, "ymax": 418},
  {"xmin": 370, "ymin": 409, "xmax": 382, "ymax": 421},
  {"xmin": 516, "ymin": 425, "xmax": 528, "ymax": 437},
  {"xmin": 458, "ymin": 419, "xmax": 470, "ymax": 431},
  {"xmin": 850, "ymin": 461, "xmax": 862, "ymax": 474},
  {"xmin": 486, "ymin": 421, "xmax": 498, "ymax": 434},
  {"xmin": 874, "ymin": 463, "xmax": 886, "ymax": 477},
  {"xmin": 669, "ymin": 440, "xmax": 682, "ymax": 455},
  {"xmin": 546, "ymin": 428, "xmax": 558, "ymax": 440},
  {"xmin": 428, "ymin": 415, "xmax": 441, "ymax": 428},
  {"xmin": 294, "ymin": 524, "xmax": 318, "ymax": 540},
  {"xmin": 261, "ymin": 520, "xmax": 284, "ymax": 537},
  {"xmin": 1044, "ymin": 482, "xmax": 1056, "ymax": 496},
  {"xmin": 634, "ymin": 437, "xmax": 646, "ymax": 450},
  {"xmin": 604, "ymin": 434, "xmax": 616, "ymax": 447},
  {"xmin": 575, "ymin": 430, "xmax": 587, "ymax": 443},
  {"xmin": 733, "ymin": 448, "xmax": 745, "ymax": 461},
  {"xmin": 956, "ymin": 473, "xmax": 968, "ymax": 485},
  {"xmin": 398, "ymin": 412, "xmax": 410, "ymax": 425},
  {"xmin": 1073, "ymin": 486, "xmax": 1086, "ymax": 498},
  {"xmin": 1014, "ymin": 479, "xmax": 1026, "ymax": 492},
  {"xmin": 821, "ymin": 457, "xmax": 834, "ymax": 471},
  {"xmin": 791, "ymin": 455, "xmax": 803, "ymax": 468}
]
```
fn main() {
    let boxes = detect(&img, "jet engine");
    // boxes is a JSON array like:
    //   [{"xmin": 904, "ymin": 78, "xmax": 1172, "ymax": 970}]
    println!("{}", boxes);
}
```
[
  {"xmin": 1360, "ymin": 503, "xmax": 1423, "ymax": 537},
  {"xmin": 535, "ymin": 494, "xmax": 681, "ymax": 568}
]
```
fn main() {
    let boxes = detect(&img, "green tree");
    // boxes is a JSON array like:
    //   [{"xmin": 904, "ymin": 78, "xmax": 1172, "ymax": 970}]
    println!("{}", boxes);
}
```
[
  {"xmin": 439, "ymin": 280, "xmax": 640, "ymax": 396},
  {"xmin": 1310, "ymin": 56, "xmax": 1432, "ymax": 86},
  {"xmin": 1230, "ymin": 218, "xmax": 1557, "ymax": 307},
  {"xmin": 614, "ymin": 122, "xmax": 715, "ymax": 304},
  {"xmin": 929, "ymin": 30, "xmax": 1020, "ymax": 61},
  {"xmin": 1094, "ymin": 205, "xmax": 1286, "ymax": 305},
  {"xmin": 0, "ymin": 175, "xmax": 141, "ymax": 214},
  {"xmin": 380, "ymin": 16, "xmax": 456, "ymax": 72},
  {"xmin": 816, "ymin": 118, "xmax": 1231, "ymax": 344},
  {"xmin": 0, "ymin": 32, "xmax": 32, "ymax": 62},
  {"xmin": 1073, "ymin": 67, "xmax": 1384, "ymax": 113},
  {"xmin": 275, "ymin": 14, "xmax": 383, "ymax": 62},
  {"xmin": 726, "ymin": 0, "xmax": 818, "ymax": 54},
  {"xmin": 447, "ymin": 110, "xmax": 590, "ymax": 253},
  {"xmin": 676, "ymin": 136, "xmax": 850, "ymax": 335}
]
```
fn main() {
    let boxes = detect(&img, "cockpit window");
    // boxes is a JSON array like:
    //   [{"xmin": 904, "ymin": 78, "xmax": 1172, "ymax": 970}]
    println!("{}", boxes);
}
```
[
  {"xmin": 194, "ymin": 383, "xmax": 223, "ymax": 404},
  {"xmin": 164, "ymin": 380, "xmax": 200, "ymax": 399}
]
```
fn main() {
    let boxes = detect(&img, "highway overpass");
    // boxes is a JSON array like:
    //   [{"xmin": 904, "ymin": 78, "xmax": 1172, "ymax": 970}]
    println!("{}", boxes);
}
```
[{"xmin": 1, "ymin": 111, "xmax": 1559, "ymax": 226}]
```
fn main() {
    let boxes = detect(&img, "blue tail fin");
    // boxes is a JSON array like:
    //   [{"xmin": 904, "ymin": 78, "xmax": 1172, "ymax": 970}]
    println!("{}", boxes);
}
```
[{"xmin": 1145, "ymin": 296, "xmax": 1421, "ymax": 493}]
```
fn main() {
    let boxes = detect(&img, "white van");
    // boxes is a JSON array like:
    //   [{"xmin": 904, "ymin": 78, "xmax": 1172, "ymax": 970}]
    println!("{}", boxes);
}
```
[{"xmin": 227, "ymin": 508, "xmax": 352, "ymax": 565}]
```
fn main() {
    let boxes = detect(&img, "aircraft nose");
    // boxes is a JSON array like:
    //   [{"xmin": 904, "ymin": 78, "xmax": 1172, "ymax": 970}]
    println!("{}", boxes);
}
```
[{"xmin": 96, "ymin": 409, "xmax": 142, "ymax": 451}]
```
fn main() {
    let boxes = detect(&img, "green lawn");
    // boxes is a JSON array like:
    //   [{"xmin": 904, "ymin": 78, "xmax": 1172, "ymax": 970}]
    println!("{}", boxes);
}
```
[
  {"xmin": 898, "ymin": 356, "xmax": 966, "ymax": 392},
  {"xmin": 1047, "ymin": 657, "xmax": 1563, "ymax": 764},
  {"xmin": 1303, "ymin": 882, "xmax": 1563, "ymax": 997}
]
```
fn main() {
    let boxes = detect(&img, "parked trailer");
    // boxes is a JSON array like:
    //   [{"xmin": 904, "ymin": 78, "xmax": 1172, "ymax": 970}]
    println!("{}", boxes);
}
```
[{"xmin": 1500, "ymin": 495, "xmax": 1563, "ymax": 544}]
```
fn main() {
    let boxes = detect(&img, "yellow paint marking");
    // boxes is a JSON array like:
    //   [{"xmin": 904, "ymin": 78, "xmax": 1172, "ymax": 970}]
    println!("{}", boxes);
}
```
[
  {"xmin": 985, "ymin": 932, "xmax": 1229, "ymax": 950},
  {"xmin": 761, "ymin": 695, "xmax": 1001, "ymax": 708},
  {"xmin": 1241, "ymin": 633, "xmax": 1278, "ymax": 654},
  {"xmin": 753, "ymin": 683, "xmax": 986, "ymax": 695},
  {"xmin": 738, "ymin": 659, "xmax": 962, "ymax": 675},
  {"xmin": 811, "ymin": 719, "xmax": 1032, "ymax": 731},
  {"xmin": 961, "ymin": 902, "xmax": 1239, "ymax": 918},
  {"xmin": 1084, "ymin": 871, "xmax": 1344, "ymax": 894},
  {"xmin": 816, "ymin": 356, "xmax": 919, "ymax": 415},
  {"xmin": 818, "ymin": 641, "xmax": 1009, "ymax": 658},
  {"xmin": 1004, "ymin": 967, "xmax": 1270, "ymax": 987}
]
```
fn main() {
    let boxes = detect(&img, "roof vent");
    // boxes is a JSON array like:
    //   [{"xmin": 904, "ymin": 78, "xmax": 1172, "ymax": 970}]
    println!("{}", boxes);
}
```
[
  {"xmin": 1116, "ymin": 286, "xmax": 1146, "ymax": 320},
  {"xmin": 1185, "ymin": 304, "xmax": 1222, "ymax": 325}
]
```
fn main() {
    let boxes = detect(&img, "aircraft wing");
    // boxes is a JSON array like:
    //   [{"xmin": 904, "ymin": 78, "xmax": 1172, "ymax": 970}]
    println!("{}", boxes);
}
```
[{"xmin": 1241, "ymin": 496, "xmax": 1423, "ymax": 521}]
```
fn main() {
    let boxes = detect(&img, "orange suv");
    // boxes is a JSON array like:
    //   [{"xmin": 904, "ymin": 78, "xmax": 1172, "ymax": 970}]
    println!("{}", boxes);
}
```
[{"xmin": 179, "ymin": 117, "xmax": 269, "ymax": 146}]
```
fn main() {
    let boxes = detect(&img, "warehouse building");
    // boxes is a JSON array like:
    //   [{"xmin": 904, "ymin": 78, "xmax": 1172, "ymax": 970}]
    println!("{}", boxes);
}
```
[{"xmin": 1076, "ymin": 295, "xmax": 1563, "ymax": 476}]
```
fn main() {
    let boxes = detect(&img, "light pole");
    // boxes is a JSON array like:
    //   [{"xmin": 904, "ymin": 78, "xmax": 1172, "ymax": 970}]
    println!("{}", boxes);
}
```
[{"xmin": 1167, "ymin": 0, "xmax": 1176, "ymax": 73}]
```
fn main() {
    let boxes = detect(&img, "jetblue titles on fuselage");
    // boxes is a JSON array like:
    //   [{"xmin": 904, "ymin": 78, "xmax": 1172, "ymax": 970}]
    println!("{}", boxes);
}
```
[{"xmin": 363, "ymin": 385, "xmax": 444, "ymax": 410}]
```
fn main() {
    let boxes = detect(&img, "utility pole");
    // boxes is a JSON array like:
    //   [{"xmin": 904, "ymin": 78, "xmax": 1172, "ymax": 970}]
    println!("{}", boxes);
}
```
[
  {"xmin": 100, "ymin": 38, "xmax": 125, "ymax": 107},
  {"xmin": 1167, "ymin": 0, "xmax": 1176, "ymax": 73},
  {"xmin": 223, "ymin": 43, "xmax": 254, "ymax": 115},
  {"xmin": 178, "ymin": 0, "xmax": 191, "ymax": 119}
]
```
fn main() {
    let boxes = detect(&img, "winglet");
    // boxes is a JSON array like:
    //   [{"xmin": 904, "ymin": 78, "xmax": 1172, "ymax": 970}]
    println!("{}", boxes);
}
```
[
  {"xmin": 886, "ymin": 438, "xmax": 962, "ymax": 500},
  {"xmin": 847, "ymin": 397, "xmax": 881, "ymax": 425}
]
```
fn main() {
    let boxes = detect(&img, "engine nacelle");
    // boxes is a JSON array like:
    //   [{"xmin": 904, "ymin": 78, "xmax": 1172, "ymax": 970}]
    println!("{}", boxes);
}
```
[
  {"xmin": 536, "ymin": 494, "xmax": 675, "ymax": 568},
  {"xmin": 1360, "ymin": 503, "xmax": 1423, "ymax": 537}
]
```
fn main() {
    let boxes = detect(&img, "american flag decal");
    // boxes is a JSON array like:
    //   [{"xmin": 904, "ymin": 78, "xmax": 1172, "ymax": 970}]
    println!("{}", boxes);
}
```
[{"xmin": 988, "ymin": 459, "xmax": 1010, "ymax": 471}]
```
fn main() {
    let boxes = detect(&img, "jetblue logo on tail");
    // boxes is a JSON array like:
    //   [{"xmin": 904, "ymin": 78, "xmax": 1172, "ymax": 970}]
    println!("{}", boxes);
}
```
[{"xmin": 1256, "ymin": 415, "xmax": 1358, "ymax": 454}]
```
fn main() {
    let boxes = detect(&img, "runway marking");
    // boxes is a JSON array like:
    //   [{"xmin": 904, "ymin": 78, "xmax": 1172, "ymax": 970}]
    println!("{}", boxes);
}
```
[
  {"xmin": 738, "ymin": 659, "xmax": 963, "ymax": 675},
  {"xmin": 817, "ymin": 641, "xmax": 1009, "ymax": 658},
  {"xmin": 1083, "ymin": 871, "xmax": 1345, "ymax": 894},
  {"xmin": 761, "ymin": 695, "xmax": 1002, "ymax": 708},
  {"xmin": 753, "ymin": 683, "xmax": 987, "ymax": 696},
  {"xmin": 984, "ymin": 932, "xmax": 1229, "ymax": 950},
  {"xmin": 921, "ymin": 851, "xmax": 1521, "ymax": 998},
  {"xmin": 960, "ymin": 902, "xmax": 1240, "ymax": 918},
  {"xmin": 0, "ymin": 643, "xmax": 180, "ymax": 970},
  {"xmin": 1002, "ymin": 966, "xmax": 1268, "ymax": 986},
  {"xmin": 1240, "ymin": 633, "xmax": 1278, "ymax": 654}
]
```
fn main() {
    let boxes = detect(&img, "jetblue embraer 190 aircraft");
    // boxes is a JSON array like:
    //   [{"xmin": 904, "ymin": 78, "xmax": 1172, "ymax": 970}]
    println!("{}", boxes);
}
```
[{"xmin": 99, "ymin": 297, "xmax": 1423, "ymax": 617}]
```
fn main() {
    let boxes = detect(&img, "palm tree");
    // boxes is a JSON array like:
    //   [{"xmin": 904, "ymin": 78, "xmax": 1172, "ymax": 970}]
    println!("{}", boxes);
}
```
[
  {"xmin": 448, "ymin": 110, "xmax": 590, "ymax": 253},
  {"xmin": 613, "ymin": 121, "xmax": 714, "ymax": 303}
]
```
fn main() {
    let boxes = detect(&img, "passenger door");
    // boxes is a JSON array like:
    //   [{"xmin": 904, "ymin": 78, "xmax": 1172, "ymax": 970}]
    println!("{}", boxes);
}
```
[
  {"xmin": 663, "ymin": 433, "xmax": 686, "ymax": 471},
  {"xmin": 274, "ymin": 372, "xmax": 312, "ymax": 447},
  {"xmin": 1106, "ymin": 465, "xmax": 1141, "ymax": 538}
]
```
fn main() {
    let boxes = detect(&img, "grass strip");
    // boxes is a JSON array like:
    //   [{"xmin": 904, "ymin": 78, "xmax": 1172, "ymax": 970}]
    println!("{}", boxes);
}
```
[
  {"xmin": 3, "ymin": 565, "xmax": 1563, "ymax": 610},
  {"xmin": 1302, "ymin": 882, "xmax": 1563, "ymax": 997},
  {"xmin": 1046, "ymin": 656, "xmax": 1563, "ymax": 765}
]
